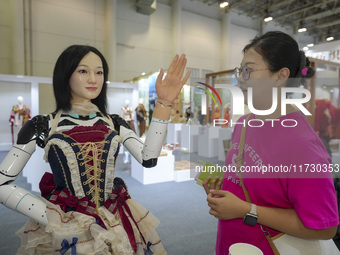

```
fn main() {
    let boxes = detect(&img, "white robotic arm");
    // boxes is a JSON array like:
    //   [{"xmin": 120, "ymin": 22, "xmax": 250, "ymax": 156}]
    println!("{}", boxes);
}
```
[
  {"xmin": 120, "ymin": 125, "xmax": 144, "ymax": 163},
  {"xmin": 114, "ymin": 115, "xmax": 168, "ymax": 167},
  {"xmin": 0, "ymin": 116, "xmax": 48, "ymax": 225}
]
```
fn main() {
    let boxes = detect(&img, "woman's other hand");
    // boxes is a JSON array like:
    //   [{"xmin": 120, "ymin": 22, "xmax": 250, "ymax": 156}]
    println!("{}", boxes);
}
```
[
  {"xmin": 207, "ymin": 190, "xmax": 250, "ymax": 220},
  {"xmin": 203, "ymin": 177, "xmax": 223, "ymax": 196}
]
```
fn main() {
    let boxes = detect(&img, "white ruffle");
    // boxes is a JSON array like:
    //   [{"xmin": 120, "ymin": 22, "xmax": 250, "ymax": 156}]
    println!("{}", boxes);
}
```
[
  {"xmin": 44, "ymin": 138, "xmax": 85, "ymax": 198},
  {"xmin": 68, "ymin": 102, "xmax": 100, "ymax": 116},
  {"xmin": 104, "ymin": 134, "xmax": 122, "ymax": 200},
  {"xmin": 16, "ymin": 197, "xmax": 166, "ymax": 255}
]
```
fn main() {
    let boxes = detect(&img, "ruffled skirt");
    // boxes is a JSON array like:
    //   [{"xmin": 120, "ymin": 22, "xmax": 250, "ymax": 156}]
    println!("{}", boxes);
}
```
[{"xmin": 16, "ymin": 196, "xmax": 166, "ymax": 255}]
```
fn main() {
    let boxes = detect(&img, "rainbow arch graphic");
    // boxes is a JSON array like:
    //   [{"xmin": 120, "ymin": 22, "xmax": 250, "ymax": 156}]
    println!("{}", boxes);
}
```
[{"xmin": 196, "ymin": 82, "xmax": 222, "ymax": 106}]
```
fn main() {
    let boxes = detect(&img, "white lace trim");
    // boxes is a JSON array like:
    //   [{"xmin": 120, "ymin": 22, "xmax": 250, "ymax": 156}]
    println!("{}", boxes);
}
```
[
  {"xmin": 68, "ymin": 101, "xmax": 100, "ymax": 116},
  {"xmin": 104, "ymin": 134, "xmax": 122, "ymax": 201},
  {"xmin": 44, "ymin": 138, "xmax": 85, "ymax": 198}
]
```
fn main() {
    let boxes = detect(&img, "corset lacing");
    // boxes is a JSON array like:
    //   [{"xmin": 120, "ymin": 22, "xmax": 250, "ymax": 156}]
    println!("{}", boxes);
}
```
[{"xmin": 73, "ymin": 140, "xmax": 109, "ymax": 209}]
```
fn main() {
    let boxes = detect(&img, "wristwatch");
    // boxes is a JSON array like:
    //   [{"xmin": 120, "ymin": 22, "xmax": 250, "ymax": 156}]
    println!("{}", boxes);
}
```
[{"xmin": 244, "ymin": 203, "xmax": 258, "ymax": 226}]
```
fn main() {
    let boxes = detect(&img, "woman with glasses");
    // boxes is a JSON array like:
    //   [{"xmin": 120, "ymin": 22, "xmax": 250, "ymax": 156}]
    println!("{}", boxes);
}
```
[{"xmin": 203, "ymin": 31, "xmax": 339, "ymax": 254}]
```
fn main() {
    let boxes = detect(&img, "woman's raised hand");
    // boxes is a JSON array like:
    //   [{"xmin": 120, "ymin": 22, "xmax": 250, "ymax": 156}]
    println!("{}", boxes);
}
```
[{"xmin": 155, "ymin": 54, "xmax": 191, "ymax": 104}]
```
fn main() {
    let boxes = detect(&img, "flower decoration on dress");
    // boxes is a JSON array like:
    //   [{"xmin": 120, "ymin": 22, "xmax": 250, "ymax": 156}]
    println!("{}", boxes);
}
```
[
  {"xmin": 59, "ymin": 237, "xmax": 78, "ymax": 255},
  {"xmin": 49, "ymin": 189, "xmax": 105, "ymax": 227},
  {"xmin": 144, "ymin": 241, "xmax": 154, "ymax": 255}
]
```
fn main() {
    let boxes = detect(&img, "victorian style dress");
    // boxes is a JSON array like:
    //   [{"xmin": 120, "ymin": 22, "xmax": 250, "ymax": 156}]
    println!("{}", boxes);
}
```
[{"xmin": 16, "ymin": 106, "xmax": 166, "ymax": 255}]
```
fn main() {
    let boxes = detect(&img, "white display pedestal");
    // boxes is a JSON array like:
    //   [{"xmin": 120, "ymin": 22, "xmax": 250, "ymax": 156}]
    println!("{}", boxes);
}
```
[
  {"xmin": 131, "ymin": 150, "xmax": 175, "ymax": 185},
  {"xmin": 22, "ymin": 146, "xmax": 52, "ymax": 193},
  {"xmin": 173, "ymin": 160, "xmax": 199, "ymax": 182},
  {"xmin": 174, "ymin": 169, "xmax": 193, "ymax": 182},
  {"xmin": 180, "ymin": 124, "xmax": 200, "ymax": 152},
  {"xmin": 198, "ymin": 126, "xmax": 221, "ymax": 158},
  {"xmin": 218, "ymin": 128, "xmax": 233, "ymax": 161},
  {"xmin": 167, "ymin": 123, "xmax": 183, "ymax": 145}
]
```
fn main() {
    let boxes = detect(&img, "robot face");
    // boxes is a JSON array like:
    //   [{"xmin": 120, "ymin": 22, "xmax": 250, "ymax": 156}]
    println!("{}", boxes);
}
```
[{"xmin": 69, "ymin": 52, "xmax": 104, "ymax": 104}]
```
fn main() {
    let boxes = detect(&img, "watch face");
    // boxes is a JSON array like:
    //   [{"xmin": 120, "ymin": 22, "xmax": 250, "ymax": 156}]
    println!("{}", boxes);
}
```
[{"xmin": 244, "ymin": 214, "xmax": 257, "ymax": 226}]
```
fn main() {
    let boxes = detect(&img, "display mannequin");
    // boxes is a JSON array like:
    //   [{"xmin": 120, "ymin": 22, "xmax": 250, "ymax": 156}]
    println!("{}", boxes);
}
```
[
  {"xmin": 212, "ymin": 105, "xmax": 221, "ymax": 126},
  {"xmin": 223, "ymin": 104, "xmax": 230, "ymax": 127},
  {"xmin": 135, "ymin": 98, "xmax": 147, "ymax": 137},
  {"xmin": 9, "ymin": 96, "xmax": 31, "ymax": 144},
  {"xmin": 0, "ymin": 45, "xmax": 191, "ymax": 254},
  {"xmin": 121, "ymin": 99, "xmax": 136, "ymax": 133}
]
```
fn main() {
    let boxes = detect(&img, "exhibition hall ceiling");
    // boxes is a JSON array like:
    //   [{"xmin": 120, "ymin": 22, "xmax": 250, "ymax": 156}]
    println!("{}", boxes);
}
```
[{"xmin": 160, "ymin": 0, "xmax": 340, "ymax": 44}]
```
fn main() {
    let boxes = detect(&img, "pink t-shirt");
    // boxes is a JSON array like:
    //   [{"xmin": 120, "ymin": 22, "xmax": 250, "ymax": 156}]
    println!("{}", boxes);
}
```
[{"xmin": 215, "ymin": 112, "xmax": 339, "ymax": 255}]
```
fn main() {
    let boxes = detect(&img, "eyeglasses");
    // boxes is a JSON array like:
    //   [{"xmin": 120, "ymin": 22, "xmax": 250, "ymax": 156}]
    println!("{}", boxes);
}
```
[{"xmin": 234, "ymin": 66, "xmax": 269, "ymax": 81}]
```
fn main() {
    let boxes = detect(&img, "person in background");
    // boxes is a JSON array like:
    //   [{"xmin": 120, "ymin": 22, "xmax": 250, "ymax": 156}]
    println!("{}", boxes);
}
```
[
  {"xmin": 185, "ymin": 106, "xmax": 191, "ymax": 123},
  {"xmin": 135, "ymin": 99, "xmax": 147, "ymax": 137}
]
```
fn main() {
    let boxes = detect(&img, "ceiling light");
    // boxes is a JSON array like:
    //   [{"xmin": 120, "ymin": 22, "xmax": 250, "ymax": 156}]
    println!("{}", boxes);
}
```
[
  {"xmin": 142, "ymin": 72, "xmax": 146, "ymax": 75},
  {"xmin": 307, "ymin": 43, "xmax": 314, "ymax": 47},
  {"xmin": 325, "ymin": 30, "xmax": 334, "ymax": 42},
  {"xmin": 264, "ymin": 15, "xmax": 273, "ymax": 22},
  {"xmin": 298, "ymin": 27, "xmax": 307, "ymax": 33},
  {"xmin": 326, "ymin": 36, "xmax": 334, "ymax": 41},
  {"xmin": 219, "ymin": 1, "xmax": 228, "ymax": 8},
  {"xmin": 298, "ymin": 21, "xmax": 307, "ymax": 33},
  {"xmin": 303, "ymin": 46, "xmax": 309, "ymax": 51},
  {"xmin": 263, "ymin": 9, "xmax": 273, "ymax": 22}
]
